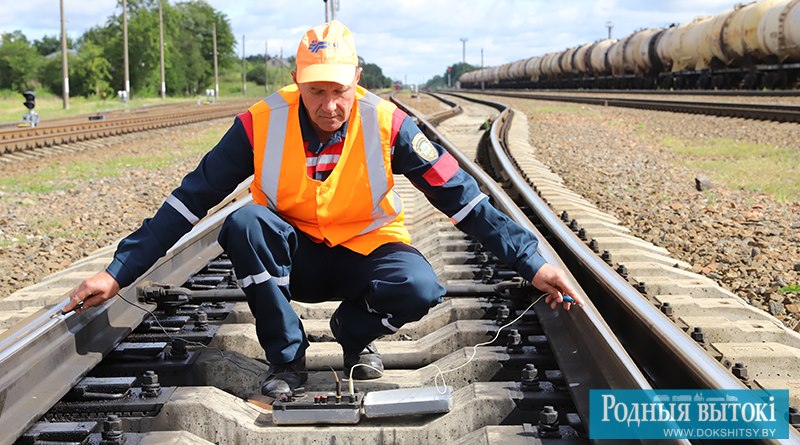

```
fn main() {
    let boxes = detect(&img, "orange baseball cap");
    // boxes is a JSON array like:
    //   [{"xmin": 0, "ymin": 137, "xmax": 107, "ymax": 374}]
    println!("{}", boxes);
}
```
[{"xmin": 295, "ymin": 20, "xmax": 359, "ymax": 85}]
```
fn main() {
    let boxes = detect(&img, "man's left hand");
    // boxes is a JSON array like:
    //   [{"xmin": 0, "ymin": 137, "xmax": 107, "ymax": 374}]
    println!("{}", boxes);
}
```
[{"xmin": 531, "ymin": 263, "xmax": 582, "ymax": 311}]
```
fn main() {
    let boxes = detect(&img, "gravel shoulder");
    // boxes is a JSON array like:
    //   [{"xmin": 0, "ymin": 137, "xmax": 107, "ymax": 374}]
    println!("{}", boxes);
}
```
[
  {"xmin": 495, "ymin": 96, "xmax": 800, "ymax": 327},
  {"xmin": 2, "ymin": 97, "xmax": 798, "ymax": 330},
  {"xmin": 0, "ymin": 119, "xmax": 232, "ymax": 298}
]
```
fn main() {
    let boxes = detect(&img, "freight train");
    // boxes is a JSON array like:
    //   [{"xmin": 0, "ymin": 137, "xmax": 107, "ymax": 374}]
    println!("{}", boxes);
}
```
[{"xmin": 460, "ymin": 0, "xmax": 800, "ymax": 90}]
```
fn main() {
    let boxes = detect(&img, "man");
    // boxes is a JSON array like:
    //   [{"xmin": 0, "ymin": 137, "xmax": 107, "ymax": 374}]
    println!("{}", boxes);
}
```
[{"xmin": 65, "ymin": 20, "xmax": 580, "ymax": 400}]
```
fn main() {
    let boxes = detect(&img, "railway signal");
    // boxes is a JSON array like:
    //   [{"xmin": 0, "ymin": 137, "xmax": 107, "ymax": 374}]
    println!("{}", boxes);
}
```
[{"xmin": 21, "ymin": 91, "xmax": 39, "ymax": 128}]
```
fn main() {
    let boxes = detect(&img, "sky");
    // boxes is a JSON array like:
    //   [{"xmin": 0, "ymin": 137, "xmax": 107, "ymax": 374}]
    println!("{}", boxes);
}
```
[{"xmin": 1, "ymin": 0, "xmax": 737, "ymax": 85}]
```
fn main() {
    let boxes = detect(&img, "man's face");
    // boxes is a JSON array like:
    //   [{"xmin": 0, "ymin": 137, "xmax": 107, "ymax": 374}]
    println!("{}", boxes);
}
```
[{"xmin": 293, "ymin": 68, "xmax": 361, "ymax": 135}]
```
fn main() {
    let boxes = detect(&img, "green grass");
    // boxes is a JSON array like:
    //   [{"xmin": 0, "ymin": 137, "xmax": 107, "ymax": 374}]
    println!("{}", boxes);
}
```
[
  {"xmin": 781, "ymin": 284, "xmax": 800, "ymax": 294},
  {"xmin": 0, "ymin": 125, "xmax": 224, "ymax": 194},
  {"xmin": 663, "ymin": 137, "xmax": 800, "ymax": 201}
]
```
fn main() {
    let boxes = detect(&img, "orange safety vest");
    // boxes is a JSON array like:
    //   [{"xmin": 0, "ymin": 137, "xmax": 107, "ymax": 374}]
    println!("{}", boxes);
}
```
[{"xmin": 248, "ymin": 84, "xmax": 410, "ymax": 255}]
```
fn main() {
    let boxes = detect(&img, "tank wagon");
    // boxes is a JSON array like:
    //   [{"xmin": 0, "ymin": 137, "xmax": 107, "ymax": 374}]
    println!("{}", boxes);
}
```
[{"xmin": 460, "ymin": 0, "xmax": 800, "ymax": 90}]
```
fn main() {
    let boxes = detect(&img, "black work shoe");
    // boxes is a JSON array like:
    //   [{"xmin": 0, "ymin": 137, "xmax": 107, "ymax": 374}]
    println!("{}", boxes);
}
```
[
  {"xmin": 343, "ymin": 342, "xmax": 384, "ymax": 380},
  {"xmin": 261, "ymin": 355, "xmax": 307, "ymax": 400}
]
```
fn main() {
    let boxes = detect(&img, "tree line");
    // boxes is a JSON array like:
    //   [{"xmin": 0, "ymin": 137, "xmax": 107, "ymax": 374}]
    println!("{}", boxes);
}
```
[
  {"xmin": 0, "ymin": 0, "xmax": 236, "ymax": 98},
  {"xmin": 0, "ymin": 0, "xmax": 395, "ymax": 100}
]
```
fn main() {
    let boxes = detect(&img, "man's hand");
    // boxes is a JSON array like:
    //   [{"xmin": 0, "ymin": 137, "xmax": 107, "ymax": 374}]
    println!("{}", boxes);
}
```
[
  {"xmin": 531, "ymin": 263, "xmax": 582, "ymax": 311},
  {"xmin": 65, "ymin": 271, "xmax": 121, "ymax": 313}
]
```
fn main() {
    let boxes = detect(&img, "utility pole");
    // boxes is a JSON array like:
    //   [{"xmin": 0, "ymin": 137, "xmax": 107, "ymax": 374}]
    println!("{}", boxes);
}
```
[
  {"xmin": 606, "ymin": 21, "xmax": 614, "ymax": 40},
  {"xmin": 159, "ymin": 0, "xmax": 166, "ymax": 99},
  {"xmin": 212, "ymin": 23, "xmax": 219, "ymax": 99},
  {"xmin": 481, "ymin": 48, "xmax": 484, "ymax": 92},
  {"xmin": 330, "ymin": 0, "xmax": 336, "ymax": 20},
  {"xmin": 460, "ymin": 37, "xmax": 467, "ymax": 64},
  {"xmin": 280, "ymin": 48, "xmax": 285, "ymax": 87},
  {"xmin": 123, "ymin": 0, "xmax": 130, "ymax": 100},
  {"xmin": 59, "ymin": 0, "xmax": 69, "ymax": 109},
  {"xmin": 265, "ymin": 40, "xmax": 269, "ymax": 94},
  {"xmin": 324, "ymin": 0, "xmax": 329, "ymax": 22},
  {"xmin": 242, "ymin": 34, "xmax": 246, "ymax": 96}
]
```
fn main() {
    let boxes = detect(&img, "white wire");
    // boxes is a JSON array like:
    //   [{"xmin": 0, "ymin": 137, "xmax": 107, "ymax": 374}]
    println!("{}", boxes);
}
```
[{"xmin": 347, "ymin": 292, "xmax": 548, "ymax": 395}]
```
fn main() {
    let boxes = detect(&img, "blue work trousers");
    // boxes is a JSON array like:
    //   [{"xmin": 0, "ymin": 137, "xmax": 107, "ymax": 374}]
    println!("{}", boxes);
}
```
[{"xmin": 218, "ymin": 204, "xmax": 445, "ymax": 365}]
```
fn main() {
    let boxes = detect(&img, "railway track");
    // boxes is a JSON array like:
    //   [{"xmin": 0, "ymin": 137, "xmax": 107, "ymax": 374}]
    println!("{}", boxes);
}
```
[
  {"xmin": 0, "ymin": 92, "xmax": 797, "ymax": 444},
  {"xmin": 453, "ymin": 89, "xmax": 800, "ymax": 123},
  {"xmin": 0, "ymin": 99, "xmax": 252, "ymax": 162}
]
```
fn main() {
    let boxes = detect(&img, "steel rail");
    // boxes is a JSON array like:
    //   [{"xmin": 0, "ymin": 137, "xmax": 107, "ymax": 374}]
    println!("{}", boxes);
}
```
[
  {"xmin": 472, "ymin": 88, "xmax": 800, "ymax": 98},
  {"xmin": 390, "ymin": 94, "xmax": 677, "ymax": 444},
  {"xmin": 455, "ymin": 90, "xmax": 800, "ymax": 123},
  {"xmin": 444, "ymin": 91, "xmax": 800, "ymax": 444},
  {"xmin": 0, "ymin": 100, "xmax": 250, "ymax": 155},
  {"xmin": 0, "ymin": 183, "xmax": 252, "ymax": 445}
]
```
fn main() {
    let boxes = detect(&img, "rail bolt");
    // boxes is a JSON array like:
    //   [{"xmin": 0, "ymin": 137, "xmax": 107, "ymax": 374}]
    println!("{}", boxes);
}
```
[
  {"xmin": 690, "ymin": 327, "xmax": 705, "ymax": 344},
  {"xmin": 495, "ymin": 305, "xmax": 510, "ymax": 325},
  {"xmin": 789, "ymin": 407, "xmax": 800, "ymax": 428},
  {"xmin": 577, "ymin": 228, "xmax": 588, "ymax": 241},
  {"xmin": 521, "ymin": 363, "xmax": 540, "ymax": 391},
  {"xmin": 588, "ymin": 238, "xmax": 600, "ymax": 253},
  {"xmin": 569, "ymin": 219, "xmax": 579, "ymax": 231},
  {"xmin": 635, "ymin": 281, "xmax": 647, "ymax": 295},
  {"xmin": 506, "ymin": 329, "xmax": 522, "ymax": 353},
  {"xmin": 732, "ymin": 362, "xmax": 749, "ymax": 381},
  {"xmin": 194, "ymin": 310, "xmax": 209, "ymax": 331},
  {"xmin": 170, "ymin": 337, "xmax": 188, "ymax": 359},
  {"xmin": 539, "ymin": 405, "xmax": 558, "ymax": 426},
  {"xmin": 659, "ymin": 302, "xmax": 673, "ymax": 317},
  {"xmin": 601, "ymin": 250, "xmax": 613, "ymax": 265},
  {"xmin": 101, "ymin": 414, "xmax": 124, "ymax": 444},
  {"xmin": 616, "ymin": 264, "xmax": 628, "ymax": 279},
  {"xmin": 560, "ymin": 211, "xmax": 570, "ymax": 222},
  {"xmin": 538, "ymin": 405, "xmax": 561, "ymax": 437},
  {"xmin": 141, "ymin": 370, "xmax": 162, "ymax": 398}
]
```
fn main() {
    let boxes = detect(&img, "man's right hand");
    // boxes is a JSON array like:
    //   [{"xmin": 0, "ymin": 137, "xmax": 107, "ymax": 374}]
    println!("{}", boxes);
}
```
[{"xmin": 65, "ymin": 271, "xmax": 121, "ymax": 313}]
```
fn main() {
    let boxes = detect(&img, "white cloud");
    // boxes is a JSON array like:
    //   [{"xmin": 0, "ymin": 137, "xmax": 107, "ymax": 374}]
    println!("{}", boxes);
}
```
[{"xmin": 1, "ymin": 0, "xmax": 740, "ymax": 84}]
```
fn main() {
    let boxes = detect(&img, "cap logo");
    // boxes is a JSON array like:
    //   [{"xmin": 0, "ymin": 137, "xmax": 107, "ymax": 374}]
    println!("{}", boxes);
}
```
[{"xmin": 309, "ymin": 39, "xmax": 328, "ymax": 53}]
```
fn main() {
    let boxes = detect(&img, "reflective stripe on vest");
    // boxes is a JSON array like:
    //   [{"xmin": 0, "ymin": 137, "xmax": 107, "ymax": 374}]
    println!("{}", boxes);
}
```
[{"xmin": 262, "ymin": 93, "xmax": 290, "ymax": 211}]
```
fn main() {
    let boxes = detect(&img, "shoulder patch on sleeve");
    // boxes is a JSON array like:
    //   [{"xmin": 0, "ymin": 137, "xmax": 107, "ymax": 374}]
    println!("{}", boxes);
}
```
[
  {"xmin": 411, "ymin": 133, "xmax": 438, "ymax": 162},
  {"xmin": 237, "ymin": 111, "xmax": 254, "ymax": 148}
]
